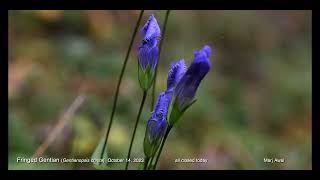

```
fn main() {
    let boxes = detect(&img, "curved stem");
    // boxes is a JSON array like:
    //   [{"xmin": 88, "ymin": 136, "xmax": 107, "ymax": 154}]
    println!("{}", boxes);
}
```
[
  {"xmin": 152, "ymin": 125, "xmax": 172, "ymax": 170},
  {"xmin": 151, "ymin": 10, "xmax": 171, "ymax": 111},
  {"xmin": 99, "ymin": 10, "xmax": 144, "ymax": 162},
  {"xmin": 143, "ymin": 157, "xmax": 150, "ymax": 170},
  {"xmin": 147, "ymin": 155, "xmax": 154, "ymax": 170},
  {"xmin": 125, "ymin": 91, "xmax": 148, "ymax": 170}
]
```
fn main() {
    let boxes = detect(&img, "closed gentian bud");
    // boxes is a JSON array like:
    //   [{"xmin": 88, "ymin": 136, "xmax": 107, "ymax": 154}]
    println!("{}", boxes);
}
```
[
  {"xmin": 144, "ymin": 91, "xmax": 171, "ymax": 158},
  {"xmin": 167, "ymin": 59, "xmax": 187, "ymax": 91},
  {"xmin": 138, "ymin": 15, "xmax": 161, "ymax": 91},
  {"xmin": 168, "ymin": 45, "xmax": 212, "ymax": 126}
]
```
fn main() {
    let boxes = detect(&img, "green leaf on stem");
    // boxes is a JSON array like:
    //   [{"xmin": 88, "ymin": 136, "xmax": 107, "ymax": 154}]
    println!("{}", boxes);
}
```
[
  {"xmin": 138, "ymin": 63, "xmax": 155, "ymax": 91},
  {"xmin": 91, "ymin": 137, "xmax": 109, "ymax": 169},
  {"xmin": 168, "ymin": 99, "xmax": 197, "ymax": 127}
]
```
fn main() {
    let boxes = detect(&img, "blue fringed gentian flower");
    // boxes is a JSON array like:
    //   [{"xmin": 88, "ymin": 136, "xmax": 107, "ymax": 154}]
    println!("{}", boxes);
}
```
[
  {"xmin": 144, "ymin": 91, "xmax": 171, "ymax": 158},
  {"xmin": 138, "ymin": 15, "xmax": 161, "ymax": 91},
  {"xmin": 168, "ymin": 45, "xmax": 212, "ymax": 126},
  {"xmin": 143, "ymin": 59, "xmax": 186, "ymax": 158},
  {"xmin": 167, "ymin": 59, "xmax": 187, "ymax": 91},
  {"xmin": 143, "ymin": 45, "xmax": 212, "ymax": 158}
]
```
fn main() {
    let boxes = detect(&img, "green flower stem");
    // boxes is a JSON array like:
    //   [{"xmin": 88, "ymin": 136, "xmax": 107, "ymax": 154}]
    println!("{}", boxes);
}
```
[
  {"xmin": 143, "ymin": 156, "xmax": 150, "ymax": 170},
  {"xmin": 151, "ymin": 125, "xmax": 172, "ymax": 170},
  {"xmin": 151, "ymin": 10, "xmax": 171, "ymax": 111},
  {"xmin": 147, "ymin": 155, "xmax": 154, "ymax": 170},
  {"xmin": 125, "ymin": 91, "xmax": 148, "ymax": 170},
  {"xmin": 99, "ymin": 10, "xmax": 144, "ymax": 163}
]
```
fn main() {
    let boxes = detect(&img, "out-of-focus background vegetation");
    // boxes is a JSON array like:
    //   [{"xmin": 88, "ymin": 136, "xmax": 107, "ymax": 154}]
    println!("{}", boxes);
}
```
[{"xmin": 8, "ymin": 10, "xmax": 311, "ymax": 170}]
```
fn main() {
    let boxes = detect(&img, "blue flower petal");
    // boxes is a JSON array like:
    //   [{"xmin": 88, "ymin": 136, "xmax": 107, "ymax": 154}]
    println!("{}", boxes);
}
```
[
  {"xmin": 138, "ymin": 45, "xmax": 159, "ymax": 71},
  {"xmin": 146, "ymin": 118, "xmax": 166, "ymax": 141},
  {"xmin": 140, "ymin": 14, "xmax": 161, "ymax": 45},
  {"xmin": 151, "ymin": 91, "xmax": 172, "ymax": 121},
  {"xmin": 145, "ymin": 90, "xmax": 172, "ymax": 157},
  {"xmin": 174, "ymin": 45, "xmax": 212, "ymax": 111},
  {"xmin": 138, "ymin": 15, "xmax": 160, "ymax": 75},
  {"xmin": 149, "ymin": 46, "xmax": 159, "ymax": 71},
  {"xmin": 167, "ymin": 59, "xmax": 187, "ymax": 90}
]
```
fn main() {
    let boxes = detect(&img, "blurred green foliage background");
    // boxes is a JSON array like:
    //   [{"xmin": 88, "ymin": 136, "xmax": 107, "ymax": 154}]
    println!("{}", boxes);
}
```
[{"xmin": 8, "ymin": 10, "xmax": 311, "ymax": 170}]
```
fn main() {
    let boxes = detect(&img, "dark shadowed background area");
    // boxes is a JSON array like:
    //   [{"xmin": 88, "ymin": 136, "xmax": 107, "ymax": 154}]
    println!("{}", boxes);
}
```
[{"xmin": 8, "ymin": 10, "xmax": 311, "ymax": 170}]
